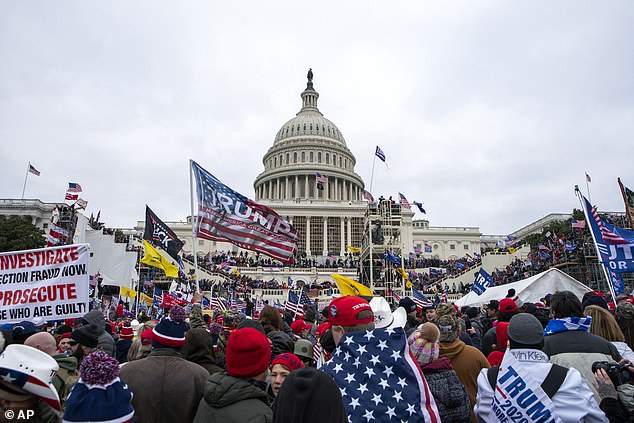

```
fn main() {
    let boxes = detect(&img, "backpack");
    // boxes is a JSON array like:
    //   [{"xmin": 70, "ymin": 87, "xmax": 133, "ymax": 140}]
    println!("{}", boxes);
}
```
[
  {"xmin": 53, "ymin": 366, "xmax": 80, "ymax": 407},
  {"xmin": 487, "ymin": 363, "xmax": 567, "ymax": 399}
]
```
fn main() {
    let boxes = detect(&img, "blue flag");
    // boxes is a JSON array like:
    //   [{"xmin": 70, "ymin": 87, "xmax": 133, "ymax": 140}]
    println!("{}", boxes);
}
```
[
  {"xmin": 375, "ymin": 146, "xmax": 386, "ymax": 162},
  {"xmin": 471, "ymin": 268, "xmax": 494, "ymax": 296},
  {"xmin": 413, "ymin": 202, "xmax": 426, "ymax": 214},
  {"xmin": 609, "ymin": 270, "xmax": 625, "ymax": 296},
  {"xmin": 581, "ymin": 194, "xmax": 634, "ymax": 273},
  {"xmin": 384, "ymin": 251, "xmax": 401, "ymax": 266}
]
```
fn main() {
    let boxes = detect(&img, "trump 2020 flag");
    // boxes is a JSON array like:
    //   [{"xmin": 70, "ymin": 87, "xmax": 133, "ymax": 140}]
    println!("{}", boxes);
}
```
[
  {"xmin": 191, "ymin": 160, "xmax": 299, "ymax": 264},
  {"xmin": 580, "ymin": 193, "xmax": 634, "ymax": 273},
  {"xmin": 321, "ymin": 327, "xmax": 440, "ymax": 423},
  {"xmin": 471, "ymin": 268, "xmax": 494, "ymax": 295}
]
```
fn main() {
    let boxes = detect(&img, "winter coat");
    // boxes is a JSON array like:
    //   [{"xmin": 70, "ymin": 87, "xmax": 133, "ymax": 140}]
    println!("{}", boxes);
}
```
[
  {"xmin": 543, "ymin": 329, "xmax": 621, "ymax": 402},
  {"xmin": 440, "ymin": 338, "xmax": 490, "ymax": 422},
  {"xmin": 116, "ymin": 339, "xmax": 132, "ymax": 364},
  {"xmin": 193, "ymin": 373, "xmax": 272, "ymax": 423},
  {"xmin": 119, "ymin": 348, "xmax": 209, "ymax": 423},
  {"xmin": 81, "ymin": 310, "xmax": 116, "ymax": 357},
  {"xmin": 421, "ymin": 357, "xmax": 470, "ymax": 423},
  {"xmin": 475, "ymin": 349, "xmax": 607, "ymax": 423}
]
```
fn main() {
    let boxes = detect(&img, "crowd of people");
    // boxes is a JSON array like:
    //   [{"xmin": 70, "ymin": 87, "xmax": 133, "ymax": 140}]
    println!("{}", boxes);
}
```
[{"xmin": 4, "ymin": 285, "xmax": 634, "ymax": 422}]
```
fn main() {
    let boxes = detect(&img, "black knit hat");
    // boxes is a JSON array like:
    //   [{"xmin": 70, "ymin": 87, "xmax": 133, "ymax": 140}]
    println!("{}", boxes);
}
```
[{"xmin": 71, "ymin": 324, "xmax": 99, "ymax": 348}]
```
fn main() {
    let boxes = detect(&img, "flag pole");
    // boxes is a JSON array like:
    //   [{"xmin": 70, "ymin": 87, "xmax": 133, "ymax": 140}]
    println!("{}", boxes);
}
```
[
  {"xmin": 189, "ymin": 160, "xmax": 200, "ymax": 293},
  {"xmin": 618, "ymin": 178, "xmax": 633, "ymax": 229},
  {"xmin": 21, "ymin": 162, "xmax": 30, "ymax": 200},
  {"xmin": 585, "ymin": 173, "xmax": 592, "ymax": 203},
  {"xmin": 369, "ymin": 154, "xmax": 377, "ymax": 196},
  {"xmin": 575, "ymin": 186, "xmax": 615, "ymax": 300}
]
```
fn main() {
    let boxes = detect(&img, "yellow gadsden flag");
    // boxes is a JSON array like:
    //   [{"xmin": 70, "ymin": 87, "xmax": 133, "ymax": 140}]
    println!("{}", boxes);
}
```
[
  {"xmin": 396, "ymin": 267, "xmax": 412, "ymax": 289},
  {"xmin": 120, "ymin": 286, "xmax": 137, "ymax": 299},
  {"xmin": 141, "ymin": 293, "xmax": 153, "ymax": 306},
  {"xmin": 332, "ymin": 274, "xmax": 374, "ymax": 297},
  {"xmin": 347, "ymin": 245, "xmax": 361, "ymax": 254},
  {"xmin": 140, "ymin": 240, "xmax": 179, "ymax": 278}
]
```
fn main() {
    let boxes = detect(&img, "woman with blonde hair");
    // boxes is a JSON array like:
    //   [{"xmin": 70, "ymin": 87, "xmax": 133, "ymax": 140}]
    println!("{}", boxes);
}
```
[{"xmin": 584, "ymin": 305, "xmax": 634, "ymax": 362}]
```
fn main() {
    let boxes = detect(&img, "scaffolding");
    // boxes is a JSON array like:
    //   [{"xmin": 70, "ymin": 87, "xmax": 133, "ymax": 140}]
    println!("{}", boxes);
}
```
[{"xmin": 358, "ymin": 200, "xmax": 408, "ymax": 300}]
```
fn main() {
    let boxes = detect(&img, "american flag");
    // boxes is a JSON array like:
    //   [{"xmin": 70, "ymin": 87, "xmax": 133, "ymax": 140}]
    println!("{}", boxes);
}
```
[
  {"xmin": 411, "ymin": 288, "xmax": 433, "ymax": 309},
  {"xmin": 363, "ymin": 190, "xmax": 375, "ymax": 202},
  {"xmin": 210, "ymin": 289, "xmax": 228, "ymax": 311},
  {"xmin": 65, "ymin": 192, "xmax": 78, "ymax": 201},
  {"xmin": 191, "ymin": 161, "xmax": 299, "ymax": 264},
  {"xmin": 299, "ymin": 290, "xmax": 313, "ymax": 307},
  {"xmin": 285, "ymin": 291, "xmax": 304, "ymax": 318},
  {"xmin": 321, "ymin": 327, "xmax": 440, "ymax": 423},
  {"xmin": 398, "ymin": 193, "xmax": 411, "ymax": 209},
  {"xmin": 571, "ymin": 219, "xmax": 586, "ymax": 229},
  {"xmin": 388, "ymin": 288, "xmax": 402, "ymax": 304},
  {"xmin": 28, "ymin": 163, "xmax": 40, "ymax": 176},
  {"xmin": 316, "ymin": 173, "xmax": 328, "ymax": 184},
  {"xmin": 67, "ymin": 182, "xmax": 82, "ymax": 192},
  {"xmin": 591, "ymin": 206, "xmax": 628, "ymax": 244},
  {"xmin": 424, "ymin": 244, "xmax": 432, "ymax": 253}
]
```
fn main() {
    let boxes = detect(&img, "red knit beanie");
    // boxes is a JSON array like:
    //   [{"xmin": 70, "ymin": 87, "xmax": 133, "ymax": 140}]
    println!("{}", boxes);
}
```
[
  {"xmin": 270, "ymin": 353, "xmax": 304, "ymax": 372},
  {"xmin": 226, "ymin": 327, "xmax": 271, "ymax": 379}
]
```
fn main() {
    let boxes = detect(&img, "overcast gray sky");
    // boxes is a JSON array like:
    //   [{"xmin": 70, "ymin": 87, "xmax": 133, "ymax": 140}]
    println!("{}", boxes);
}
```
[{"xmin": 2, "ymin": 1, "xmax": 633, "ymax": 235}]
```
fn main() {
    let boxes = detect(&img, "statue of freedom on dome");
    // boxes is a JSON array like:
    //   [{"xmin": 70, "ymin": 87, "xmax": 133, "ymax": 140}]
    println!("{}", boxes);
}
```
[{"xmin": 307, "ymin": 68, "xmax": 313, "ymax": 82}]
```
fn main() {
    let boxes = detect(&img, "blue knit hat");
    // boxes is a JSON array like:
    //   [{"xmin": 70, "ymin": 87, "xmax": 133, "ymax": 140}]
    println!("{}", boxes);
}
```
[
  {"xmin": 62, "ymin": 351, "xmax": 134, "ymax": 423},
  {"xmin": 152, "ymin": 305, "xmax": 188, "ymax": 349}
]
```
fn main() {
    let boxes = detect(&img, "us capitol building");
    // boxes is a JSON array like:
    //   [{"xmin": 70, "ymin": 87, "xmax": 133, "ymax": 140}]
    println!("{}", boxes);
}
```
[{"xmin": 2, "ymin": 71, "xmax": 495, "ymax": 291}]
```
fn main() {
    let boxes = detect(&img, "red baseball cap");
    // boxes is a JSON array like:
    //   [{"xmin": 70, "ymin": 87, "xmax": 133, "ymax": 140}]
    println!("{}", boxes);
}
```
[
  {"xmin": 328, "ymin": 296, "xmax": 374, "ymax": 327},
  {"xmin": 499, "ymin": 298, "xmax": 518, "ymax": 313},
  {"xmin": 290, "ymin": 320, "xmax": 311, "ymax": 335},
  {"xmin": 316, "ymin": 322, "xmax": 331, "ymax": 339}
]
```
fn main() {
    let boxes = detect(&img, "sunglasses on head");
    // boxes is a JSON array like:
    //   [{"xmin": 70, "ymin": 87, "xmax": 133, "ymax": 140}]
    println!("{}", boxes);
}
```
[{"xmin": 68, "ymin": 341, "xmax": 78, "ymax": 346}]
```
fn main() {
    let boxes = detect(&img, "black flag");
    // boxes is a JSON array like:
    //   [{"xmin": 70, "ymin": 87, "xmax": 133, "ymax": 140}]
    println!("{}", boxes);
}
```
[{"xmin": 144, "ymin": 206, "xmax": 184, "ymax": 261}]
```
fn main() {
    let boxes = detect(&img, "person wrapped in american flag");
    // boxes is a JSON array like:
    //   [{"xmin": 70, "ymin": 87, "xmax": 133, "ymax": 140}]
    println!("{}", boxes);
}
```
[{"xmin": 321, "ymin": 296, "xmax": 441, "ymax": 422}]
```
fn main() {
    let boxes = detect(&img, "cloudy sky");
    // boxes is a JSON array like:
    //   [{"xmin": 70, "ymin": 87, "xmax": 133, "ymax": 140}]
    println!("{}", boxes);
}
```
[{"xmin": 2, "ymin": 1, "xmax": 633, "ymax": 236}]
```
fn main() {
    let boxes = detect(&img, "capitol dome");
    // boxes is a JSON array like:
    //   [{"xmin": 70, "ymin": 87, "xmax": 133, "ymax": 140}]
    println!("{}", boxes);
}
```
[{"xmin": 254, "ymin": 70, "xmax": 364, "ymax": 203}]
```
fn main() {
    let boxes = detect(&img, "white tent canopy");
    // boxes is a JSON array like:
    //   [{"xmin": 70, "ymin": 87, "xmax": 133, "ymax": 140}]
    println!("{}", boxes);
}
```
[{"xmin": 455, "ymin": 268, "xmax": 592, "ymax": 308}]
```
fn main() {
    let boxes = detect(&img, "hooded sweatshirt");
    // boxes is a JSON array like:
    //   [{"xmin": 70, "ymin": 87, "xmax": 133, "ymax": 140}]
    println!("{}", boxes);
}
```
[
  {"xmin": 81, "ymin": 310, "xmax": 115, "ymax": 356},
  {"xmin": 182, "ymin": 328, "xmax": 223, "ymax": 375},
  {"xmin": 193, "ymin": 373, "xmax": 272, "ymax": 423}
]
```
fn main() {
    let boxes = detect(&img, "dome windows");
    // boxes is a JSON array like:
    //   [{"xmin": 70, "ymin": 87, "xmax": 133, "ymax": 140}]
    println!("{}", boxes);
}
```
[
  {"xmin": 326, "ymin": 153, "xmax": 330, "ymax": 164},
  {"xmin": 310, "ymin": 152, "xmax": 314, "ymax": 162},
  {"xmin": 293, "ymin": 152, "xmax": 298, "ymax": 163},
  {"xmin": 318, "ymin": 152, "xmax": 322, "ymax": 163},
  {"xmin": 301, "ymin": 152, "xmax": 305, "ymax": 162},
  {"xmin": 286, "ymin": 153, "xmax": 290, "ymax": 164}
]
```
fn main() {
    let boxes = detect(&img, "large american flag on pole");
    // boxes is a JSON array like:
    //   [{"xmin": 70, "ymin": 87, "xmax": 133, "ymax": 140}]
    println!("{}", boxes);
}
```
[
  {"xmin": 285, "ymin": 291, "xmax": 304, "ymax": 318},
  {"xmin": 191, "ymin": 161, "xmax": 300, "ymax": 264},
  {"xmin": 411, "ymin": 288, "xmax": 433, "ymax": 309},
  {"xmin": 321, "ymin": 327, "xmax": 440, "ymax": 422}
]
